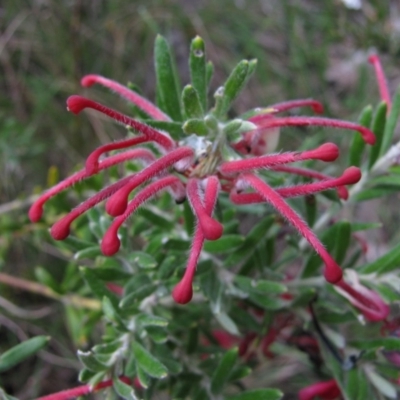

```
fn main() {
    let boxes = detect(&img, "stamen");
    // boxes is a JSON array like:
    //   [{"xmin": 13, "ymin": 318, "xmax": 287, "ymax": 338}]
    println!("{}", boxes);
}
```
[
  {"xmin": 237, "ymin": 173, "xmax": 343, "ymax": 283},
  {"xmin": 66, "ymin": 96, "xmax": 176, "ymax": 153},
  {"xmin": 28, "ymin": 149, "xmax": 155, "ymax": 222},
  {"xmin": 271, "ymin": 165, "xmax": 349, "ymax": 199},
  {"xmin": 249, "ymin": 99, "xmax": 324, "ymax": 124},
  {"xmin": 187, "ymin": 178, "xmax": 223, "ymax": 240},
  {"xmin": 85, "ymin": 136, "xmax": 149, "ymax": 175},
  {"xmin": 50, "ymin": 177, "xmax": 131, "ymax": 240},
  {"xmin": 172, "ymin": 176, "xmax": 220, "ymax": 304},
  {"xmin": 230, "ymin": 167, "xmax": 361, "ymax": 204},
  {"xmin": 101, "ymin": 176, "xmax": 181, "ymax": 256},
  {"xmin": 105, "ymin": 147, "xmax": 193, "ymax": 217},
  {"xmin": 81, "ymin": 74, "xmax": 171, "ymax": 121},
  {"xmin": 220, "ymin": 143, "xmax": 339, "ymax": 174},
  {"xmin": 368, "ymin": 54, "xmax": 392, "ymax": 110},
  {"xmin": 256, "ymin": 116, "xmax": 376, "ymax": 145}
]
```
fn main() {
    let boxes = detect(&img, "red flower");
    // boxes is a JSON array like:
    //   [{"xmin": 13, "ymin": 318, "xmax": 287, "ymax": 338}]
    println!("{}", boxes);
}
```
[
  {"xmin": 298, "ymin": 379, "xmax": 341, "ymax": 400},
  {"xmin": 333, "ymin": 270, "xmax": 389, "ymax": 322},
  {"xmin": 30, "ymin": 60, "xmax": 375, "ymax": 304}
]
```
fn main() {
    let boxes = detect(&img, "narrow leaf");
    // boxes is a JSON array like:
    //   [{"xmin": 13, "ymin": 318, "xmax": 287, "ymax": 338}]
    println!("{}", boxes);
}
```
[
  {"xmin": 113, "ymin": 377, "xmax": 138, "ymax": 400},
  {"xmin": 0, "ymin": 336, "xmax": 50, "ymax": 373},
  {"xmin": 182, "ymin": 84, "xmax": 204, "ymax": 119},
  {"xmin": 154, "ymin": 35, "xmax": 182, "ymax": 121},
  {"xmin": 349, "ymin": 105, "xmax": 372, "ymax": 167},
  {"xmin": 211, "ymin": 347, "xmax": 238, "ymax": 394},
  {"xmin": 365, "ymin": 369, "xmax": 397, "ymax": 399},
  {"xmin": 190, "ymin": 36, "xmax": 207, "ymax": 111},
  {"xmin": 131, "ymin": 341, "xmax": 168, "ymax": 379},
  {"xmin": 213, "ymin": 60, "xmax": 250, "ymax": 117},
  {"xmin": 361, "ymin": 241, "xmax": 400, "ymax": 274},
  {"xmin": 368, "ymin": 101, "xmax": 387, "ymax": 169}
]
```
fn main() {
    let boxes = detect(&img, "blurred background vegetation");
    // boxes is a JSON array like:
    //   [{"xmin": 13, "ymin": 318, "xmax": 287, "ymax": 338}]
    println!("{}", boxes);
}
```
[{"xmin": 1, "ymin": 0, "xmax": 400, "ymax": 397}]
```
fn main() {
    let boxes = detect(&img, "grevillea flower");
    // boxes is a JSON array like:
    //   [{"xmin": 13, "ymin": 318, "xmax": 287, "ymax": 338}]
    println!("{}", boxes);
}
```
[
  {"xmin": 298, "ymin": 379, "xmax": 341, "ymax": 400},
  {"xmin": 29, "ymin": 36, "xmax": 375, "ymax": 304},
  {"xmin": 333, "ymin": 270, "xmax": 389, "ymax": 322}
]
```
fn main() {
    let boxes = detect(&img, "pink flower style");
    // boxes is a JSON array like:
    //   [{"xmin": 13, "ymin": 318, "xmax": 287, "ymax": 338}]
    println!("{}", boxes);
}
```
[{"xmin": 29, "ymin": 57, "xmax": 376, "ymax": 305}]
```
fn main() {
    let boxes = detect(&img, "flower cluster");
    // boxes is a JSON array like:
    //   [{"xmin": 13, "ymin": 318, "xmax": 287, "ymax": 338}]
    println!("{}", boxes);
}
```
[{"xmin": 29, "ymin": 36, "xmax": 376, "ymax": 305}]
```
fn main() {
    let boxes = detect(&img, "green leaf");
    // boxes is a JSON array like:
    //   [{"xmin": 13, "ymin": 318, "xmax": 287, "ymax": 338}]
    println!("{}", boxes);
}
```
[
  {"xmin": 136, "ymin": 314, "xmax": 168, "ymax": 327},
  {"xmin": 77, "ymin": 350, "xmax": 108, "ymax": 372},
  {"xmin": 361, "ymin": 241, "xmax": 400, "ymax": 274},
  {"xmin": 120, "ymin": 283, "xmax": 157, "ymax": 308},
  {"xmin": 203, "ymin": 235, "xmax": 244, "ymax": 253},
  {"xmin": 183, "ymin": 118, "xmax": 209, "ymax": 136},
  {"xmin": 333, "ymin": 221, "xmax": 351, "ymax": 265},
  {"xmin": 349, "ymin": 105, "xmax": 372, "ymax": 167},
  {"xmin": 145, "ymin": 326, "xmax": 168, "ymax": 344},
  {"xmin": 80, "ymin": 267, "xmax": 119, "ymax": 307},
  {"xmin": 183, "ymin": 200, "xmax": 195, "ymax": 236},
  {"xmin": 365, "ymin": 369, "xmax": 397, "ymax": 399},
  {"xmin": 211, "ymin": 347, "xmax": 238, "ymax": 394},
  {"xmin": 139, "ymin": 208, "xmax": 174, "ymax": 230},
  {"xmin": 154, "ymin": 35, "xmax": 182, "ymax": 121},
  {"xmin": 214, "ymin": 312, "xmax": 240, "ymax": 336},
  {"xmin": 226, "ymin": 389, "xmax": 283, "ymax": 400},
  {"xmin": 344, "ymin": 368, "xmax": 370, "ymax": 400},
  {"xmin": 157, "ymin": 255, "xmax": 179, "ymax": 279},
  {"xmin": 0, "ymin": 336, "xmax": 50, "ymax": 372},
  {"xmin": 213, "ymin": 59, "xmax": 256, "ymax": 118},
  {"xmin": 224, "ymin": 216, "xmax": 274, "ymax": 266},
  {"xmin": 354, "ymin": 187, "xmax": 394, "ymax": 201},
  {"xmin": 113, "ymin": 377, "xmax": 138, "ymax": 400},
  {"xmin": 351, "ymin": 222, "xmax": 382, "ymax": 232},
  {"xmin": 349, "ymin": 337, "xmax": 400, "ymax": 351},
  {"xmin": 380, "ymin": 85, "xmax": 400, "ymax": 156},
  {"xmin": 74, "ymin": 246, "xmax": 102, "ymax": 260},
  {"xmin": 233, "ymin": 275, "xmax": 287, "ymax": 295},
  {"xmin": 34, "ymin": 266, "xmax": 60, "ymax": 293},
  {"xmin": 206, "ymin": 60, "xmax": 214, "ymax": 87},
  {"xmin": 368, "ymin": 101, "xmax": 387, "ymax": 169},
  {"xmin": 131, "ymin": 341, "xmax": 168, "ymax": 379},
  {"xmin": 129, "ymin": 251, "xmax": 157, "ymax": 269},
  {"xmin": 136, "ymin": 365, "xmax": 151, "ymax": 388},
  {"xmin": 182, "ymin": 84, "xmax": 204, "ymax": 118},
  {"xmin": 190, "ymin": 36, "xmax": 207, "ymax": 111},
  {"xmin": 304, "ymin": 194, "xmax": 317, "ymax": 227}
]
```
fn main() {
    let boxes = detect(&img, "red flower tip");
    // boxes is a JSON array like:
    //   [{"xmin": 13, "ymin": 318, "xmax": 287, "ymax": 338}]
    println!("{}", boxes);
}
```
[
  {"xmin": 200, "ymin": 216, "xmax": 224, "ymax": 241},
  {"xmin": 323, "ymin": 259, "xmax": 343, "ymax": 284},
  {"xmin": 29, "ymin": 203, "xmax": 43, "ymax": 222},
  {"xmin": 50, "ymin": 218, "xmax": 71, "ymax": 240},
  {"xmin": 66, "ymin": 95, "xmax": 89, "ymax": 114},
  {"xmin": 368, "ymin": 54, "xmax": 379, "ymax": 65},
  {"xmin": 80, "ymin": 74, "xmax": 98, "ymax": 87},
  {"xmin": 106, "ymin": 192, "xmax": 128, "ymax": 217},
  {"xmin": 172, "ymin": 278, "xmax": 193, "ymax": 304},
  {"xmin": 310, "ymin": 143, "xmax": 339, "ymax": 162},
  {"xmin": 341, "ymin": 166, "xmax": 362, "ymax": 185},
  {"xmin": 359, "ymin": 126, "xmax": 376, "ymax": 145},
  {"xmin": 337, "ymin": 187, "xmax": 349, "ymax": 200},
  {"xmin": 311, "ymin": 102, "xmax": 324, "ymax": 114},
  {"xmin": 101, "ymin": 229, "xmax": 121, "ymax": 256}
]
